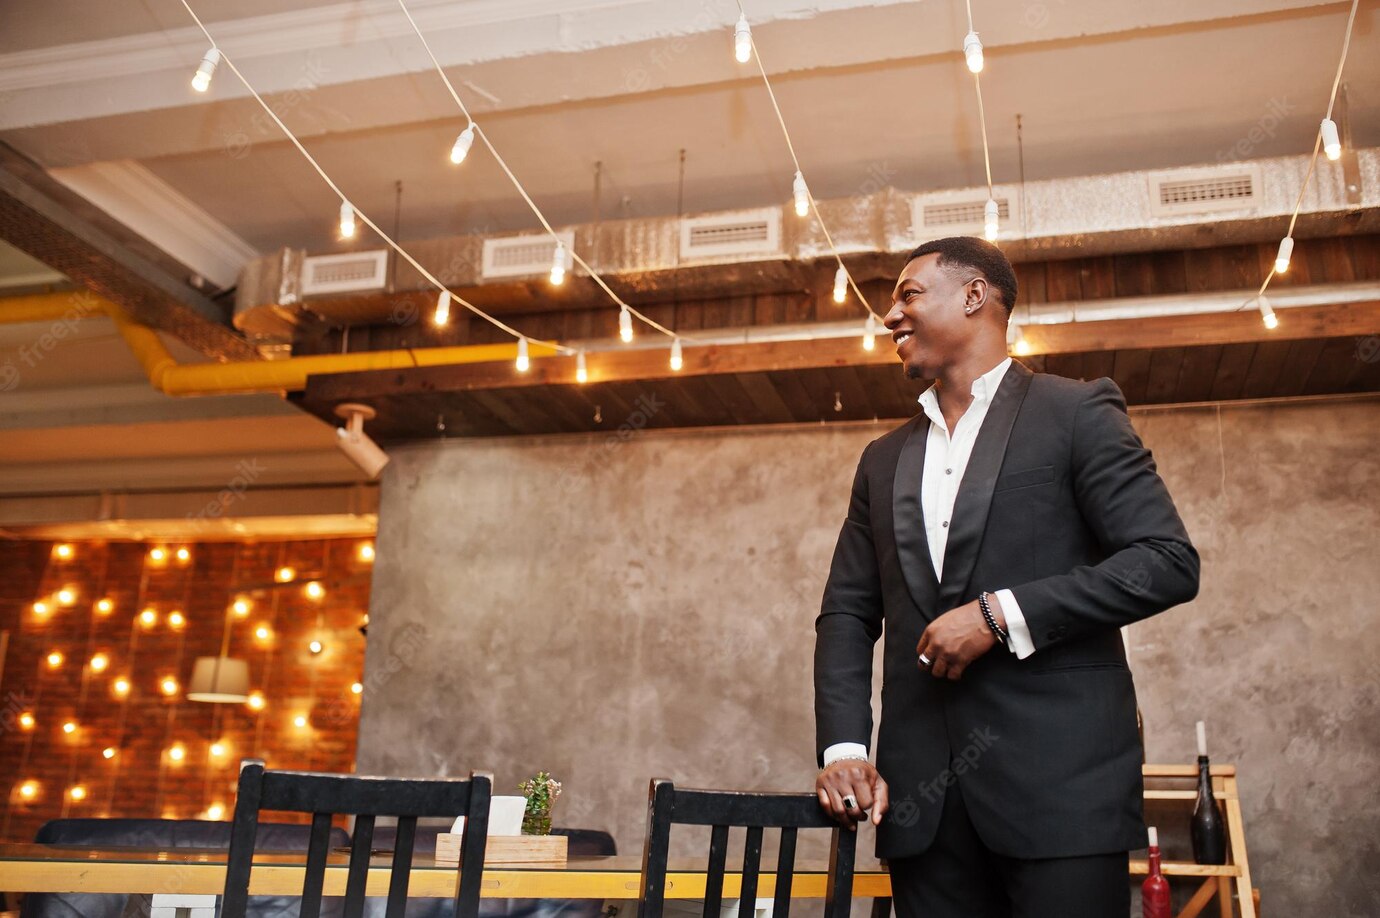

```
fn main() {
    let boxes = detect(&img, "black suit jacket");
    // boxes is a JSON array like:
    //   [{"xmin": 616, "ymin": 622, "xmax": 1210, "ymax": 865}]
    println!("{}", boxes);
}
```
[{"xmin": 813, "ymin": 360, "xmax": 1200, "ymax": 860}]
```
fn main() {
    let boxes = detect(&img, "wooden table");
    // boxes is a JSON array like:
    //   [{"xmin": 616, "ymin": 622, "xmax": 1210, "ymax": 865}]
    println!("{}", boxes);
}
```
[{"xmin": 0, "ymin": 849, "xmax": 889, "ymax": 899}]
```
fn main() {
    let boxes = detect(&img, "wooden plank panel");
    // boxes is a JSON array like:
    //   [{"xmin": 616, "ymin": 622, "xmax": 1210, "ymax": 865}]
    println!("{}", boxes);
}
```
[
  {"xmin": 732, "ymin": 373, "xmax": 797, "ymax": 425},
  {"xmin": 1239, "ymin": 339, "xmax": 1294, "ymax": 399},
  {"xmin": 1042, "ymin": 353, "xmax": 1084, "ymax": 380},
  {"xmin": 1300, "ymin": 336, "xmax": 1366, "ymax": 395},
  {"xmin": 1078, "ymin": 256, "xmax": 1118, "ymax": 301},
  {"xmin": 1208, "ymin": 343, "xmax": 1257, "ymax": 401},
  {"xmin": 1112, "ymin": 349, "xmax": 1154, "ymax": 404},
  {"xmin": 1270, "ymin": 339, "xmax": 1327, "ymax": 398},
  {"xmin": 1174, "ymin": 345, "xmax": 1225, "ymax": 403},
  {"xmin": 704, "ymin": 374, "xmax": 768, "ymax": 425},
  {"xmin": 675, "ymin": 376, "xmax": 737, "ymax": 427},
  {"xmin": 764, "ymin": 370, "xmax": 824, "ymax": 423},
  {"xmin": 825, "ymin": 366, "xmax": 879, "ymax": 421},
  {"xmin": 1144, "ymin": 347, "xmax": 1185, "ymax": 404},
  {"xmin": 1044, "ymin": 260, "xmax": 1083, "ymax": 302}
]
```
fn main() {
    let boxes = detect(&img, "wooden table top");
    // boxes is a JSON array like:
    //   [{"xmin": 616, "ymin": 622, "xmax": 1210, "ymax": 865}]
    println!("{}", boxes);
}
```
[{"xmin": 0, "ymin": 846, "xmax": 891, "ymax": 898}]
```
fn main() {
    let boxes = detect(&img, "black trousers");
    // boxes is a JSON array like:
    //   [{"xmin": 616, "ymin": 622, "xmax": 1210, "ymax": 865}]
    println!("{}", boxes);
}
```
[{"xmin": 887, "ymin": 780, "xmax": 1131, "ymax": 918}]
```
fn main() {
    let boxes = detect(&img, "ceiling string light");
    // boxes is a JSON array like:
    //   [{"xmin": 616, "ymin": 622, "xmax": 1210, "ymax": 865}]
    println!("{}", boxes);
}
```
[
  {"xmin": 177, "ymin": 0, "xmax": 571, "ymax": 370},
  {"xmin": 393, "ymin": 0, "xmax": 689, "ymax": 373},
  {"xmin": 962, "ymin": 0, "xmax": 1000, "ymax": 243},
  {"xmin": 1236, "ymin": 0, "xmax": 1359, "ymax": 327},
  {"xmin": 731, "ymin": 1, "xmax": 882, "ymax": 349}
]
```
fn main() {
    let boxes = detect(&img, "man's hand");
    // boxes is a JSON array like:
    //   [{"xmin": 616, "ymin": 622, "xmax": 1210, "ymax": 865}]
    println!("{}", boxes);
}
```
[
  {"xmin": 916, "ymin": 596, "xmax": 1004, "ymax": 680},
  {"xmin": 816, "ymin": 759, "xmax": 889, "ymax": 829}
]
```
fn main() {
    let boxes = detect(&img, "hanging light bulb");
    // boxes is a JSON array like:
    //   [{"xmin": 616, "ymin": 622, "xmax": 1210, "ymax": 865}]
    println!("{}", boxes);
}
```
[
  {"xmin": 18, "ymin": 781, "xmax": 39, "ymax": 800},
  {"xmin": 433, "ymin": 290, "xmax": 451, "ymax": 326},
  {"xmin": 450, "ymin": 122, "xmax": 476, "ymax": 164},
  {"xmin": 309, "ymin": 639, "xmax": 324, "ymax": 655},
  {"xmin": 254, "ymin": 625, "xmax": 272, "ymax": 642},
  {"xmin": 670, "ymin": 338, "xmax": 684, "ymax": 371},
  {"xmin": 734, "ymin": 14, "xmax": 752, "ymax": 64},
  {"xmin": 276, "ymin": 566, "xmax": 296, "ymax": 583},
  {"xmin": 112, "ymin": 677, "xmax": 131, "ymax": 698},
  {"xmin": 792, "ymin": 171, "xmax": 810, "ymax": 218},
  {"xmin": 247, "ymin": 692, "xmax": 266, "ymax": 711},
  {"xmin": 46, "ymin": 651, "xmax": 64, "ymax": 669},
  {"xmin": 54, "ymin": 543, "xmax": 74, "ymax": 560},
  {"xmin": 351, "ymin": 682, "xmax": 364, "ymax": 695},
  {"xmin": 160, "ymin": 676, "xmax": 180, "ymax": 696},
  {"xmin": 516, "ymin": 337, "xmax": 530, "ymax": 372},
  {"xmin": 963, "ymin": 31, "xmax": 984, "ymax": 74},
  {"xmin": 62, "ymin": 721, "xmax": 77, "ymax": 735},
  {"xmin": 102, "ymin": 747, "xmax": 116, "ymax": 760},
  {"xmin": 210, "ymin": 741, "xmax": 227, "ymax": 757},
  {"xmin": 18, "ymin": 712, "xmax": 34, "ymax": 730},
  {"xmin": 139, "ymin": 608, "xmax": 158, "ymax": 628},
  {"xmin": 167, "ymin": 610, "xmax": 186, "ymax": 629},
  {"xmin": 191, "ymin": 48, "xmax": 221, "ymax": 92},
  {"xmin": 69, "ymin": 785, "xmax": 87, "ymax": 801},
  {"xmin": 575, "ymin": 350, "xmax": 588, "ymax": 384},
  {"xmin": 863, "ymin": 314, "xmax": 878, "ymax": 351},
  {"xmin": 550, "ymin": 241, "xmax": 567, "ymax": 286},
  {"xmin": 1320, "ymin": 118, "xmax": 1341, "ymax": 161},
  {"xmin": 293, "ymin": 713, "xmax": 309, "ymax": 729},
  {"xmin": 339, "ymin": 201, "xmax": 356, "ymax": 240},
  {"xmin": 833, "ymin": 266, "xmax": 848, "ymax": 304},
  {"xmin": 149, "ymin": 547, "xmax": 167, "ymax": 563},
  {"xmin": 303, "ymin": 581, "xmax": 325, "ymax": 601},
  {"xmin": 1007, "ymin": 320, "xmax": 1031, "ymax": 356},
  {"xmin": 206, "ymin": 803, "xmax": 226, "ymax": 820},
  {"xmin": 95, "ymin": 598, "xmax": 114, "ymax": 615},
  {"xmin": 175, "ymin": 547, "xmax": 191, "ymax": 563},
  {"xmin": 1274, "ymin": 236, "xmax": 1294, "ymax": 274},
  {"xmin": 357, "ymin": 543, "xmax": 375, "ymax": 563},
  {"xmin": 32, "ymin": 601, "xmax": 50, "ymax": 618},
  {"xmin": 619, "ymin": 306, "xmax": 634, "ymax": 343},
  {"xmin": 232, "ymin": 597, "xmax": 252, "ymax": 617},
  {"xmin": 89, "ymin": 653, "xmax": 109, "ymax": 673},
  {"xmin": 1257, "ymin": 294, "xmax": 1279, "ymax": 329},
  {"xmin": 168, "ymin": 744, "xmax": 186, "ymax": 762},
  {"xmin": 984, "ymin": 199, "xmax": 1000, "ymax": 241},
  {"xmin": 56, "ymin": 587, "xmax": 76, "ymax": 606}
]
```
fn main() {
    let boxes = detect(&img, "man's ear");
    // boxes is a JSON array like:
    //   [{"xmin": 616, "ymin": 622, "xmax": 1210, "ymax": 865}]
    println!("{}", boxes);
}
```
[{"xmin": 965, "ymin": 277, "xmax": 989, "ymax": 313}]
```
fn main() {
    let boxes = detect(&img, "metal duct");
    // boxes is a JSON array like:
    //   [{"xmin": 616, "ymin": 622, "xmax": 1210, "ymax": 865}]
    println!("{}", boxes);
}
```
[{"xmin": 234, "ymin": 149, "xmax": 1379, "ymax": 335}]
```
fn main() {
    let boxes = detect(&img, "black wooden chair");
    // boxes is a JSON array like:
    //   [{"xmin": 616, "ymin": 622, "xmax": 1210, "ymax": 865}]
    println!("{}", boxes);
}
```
[
  {"xmin": 222, "ymin": 759, "xmax": 493, "ymax": 918},
  {"xmin": 636, "ymin": 780, "xmax": 856, "ymax": 918}
]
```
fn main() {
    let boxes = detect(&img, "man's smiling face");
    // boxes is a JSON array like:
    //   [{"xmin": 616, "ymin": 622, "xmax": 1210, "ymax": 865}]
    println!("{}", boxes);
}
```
[{"xmin": 885, "ymin": 252, "xmax": 976, "ymax": 380}]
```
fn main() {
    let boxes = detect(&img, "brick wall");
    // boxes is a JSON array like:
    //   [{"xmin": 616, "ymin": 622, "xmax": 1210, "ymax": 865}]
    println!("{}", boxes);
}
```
[{"xmin": 0, "ymin": 537, "xmax": 373, "ymax": 842}]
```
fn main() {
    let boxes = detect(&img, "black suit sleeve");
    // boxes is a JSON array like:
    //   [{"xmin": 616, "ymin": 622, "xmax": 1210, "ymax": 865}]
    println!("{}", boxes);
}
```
[
  {"xmin": 813, "ymin": 443, "xmax": 883, "ymax": 764},
  {"xmin": 1010, "ymin": 379, "xmax": 1200, "ymax": 649}
]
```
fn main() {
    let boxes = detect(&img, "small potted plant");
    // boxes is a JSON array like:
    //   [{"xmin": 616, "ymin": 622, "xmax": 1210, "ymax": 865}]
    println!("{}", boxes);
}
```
[{"xmin": 519, "ymin": 771, "xmax": 562, "ymax": 836}]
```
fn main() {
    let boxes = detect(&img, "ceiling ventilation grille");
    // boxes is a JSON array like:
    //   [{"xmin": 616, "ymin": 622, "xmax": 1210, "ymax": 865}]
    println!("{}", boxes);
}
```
[
  {"xmin": 1147, "ymin": 165, "xmax": 1262, "ymax": 217},
  {"xmin": 300, "ymin": 250, "xmax": 389, "ymax": 295},
  {"xmin": 910, "ymin": 191, "xmax": 1020, "ymax": 240},
  {"xmin": 482, "ymin": 231, "xmax": 575, "ymax": 279},
  {"xmin": 679, "ymin": 208, "xmax": 782, "ymax": 260}
]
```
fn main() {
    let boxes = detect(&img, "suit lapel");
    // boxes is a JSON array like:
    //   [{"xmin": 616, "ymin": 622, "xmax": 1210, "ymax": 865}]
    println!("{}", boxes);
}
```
[
  {"xmin": 892, "ymin": 415, "xmax": 940, "ymax": 616},
  {"xmin": 934, "ymin": 360, "xmax": 1034, "ymax": 612}
]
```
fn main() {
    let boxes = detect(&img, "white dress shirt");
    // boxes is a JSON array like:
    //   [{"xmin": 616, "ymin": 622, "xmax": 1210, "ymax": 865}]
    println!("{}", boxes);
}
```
[{"xmin": 823, "ymin": 357, "xmax": 1034, "ymax": 767}]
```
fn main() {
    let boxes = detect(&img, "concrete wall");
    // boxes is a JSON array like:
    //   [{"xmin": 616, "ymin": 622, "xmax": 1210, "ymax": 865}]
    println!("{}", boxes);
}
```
[{"xmin": 357, "ymin": 395, "xmax": 1380, "ymax": 916}]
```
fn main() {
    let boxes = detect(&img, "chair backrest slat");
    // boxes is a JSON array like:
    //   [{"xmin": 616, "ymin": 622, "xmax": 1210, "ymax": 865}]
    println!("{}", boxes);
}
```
[
  {"xmin": 384, "ymin": 815, "xmax": 418, "ymax": 918},
  {"xmin": 738, "ymin": 825, "xmax": 764, "ymax": 917},
  {"xmin": 221, "ymin": 759, "xmax": 491, "ymax": 918},
  {"xmin": 342, "ymin": 813, "xmax": 375, "ymax": 918},
  {"xmin": 637, "ymin": 781, "xmax": 855, "ymax": 918},
  {"xmin": 823, "ymin": 827, "xmax": 856, "ymax": 918},
  {"xmin": 773, "ymin": 826, "xmax": 798, "ymax": 918},
  {"xmin": 702, "ymin": 824, "xmax": 730, "ymax": 918}
]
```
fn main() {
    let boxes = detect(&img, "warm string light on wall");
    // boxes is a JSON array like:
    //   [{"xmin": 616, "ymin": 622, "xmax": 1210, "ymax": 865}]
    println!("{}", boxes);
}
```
[
  {"xmin": 177, "ymin": 0, "xmax": 572, "ymax": 376},
  {"xmin": 1236, "ymin": 0, "xmax": 1360, "ymax": 329},
  {"xmin": 392, "ymin": 0, "xmax": 692, "ymax": 376},
  {"xmin": 730, "ymin": 0, "xmax": 882, "ymax": 350}
]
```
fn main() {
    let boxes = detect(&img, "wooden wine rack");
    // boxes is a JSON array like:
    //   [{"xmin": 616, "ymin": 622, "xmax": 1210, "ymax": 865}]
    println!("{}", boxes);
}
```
[{"xmin": 1134, "ymin": 764, "xmax": 1259, "ymax": 918}]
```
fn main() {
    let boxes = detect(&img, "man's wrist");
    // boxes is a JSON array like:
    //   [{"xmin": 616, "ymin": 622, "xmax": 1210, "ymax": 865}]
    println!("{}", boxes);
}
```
[{"xmin": 822, "ymin": 742, "xmax": 870, "ymax": 768}]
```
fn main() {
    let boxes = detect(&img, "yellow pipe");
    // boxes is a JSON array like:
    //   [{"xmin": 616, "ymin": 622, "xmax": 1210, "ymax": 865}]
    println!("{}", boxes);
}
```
[{"xmin": 2, "ymin": 292, "xmax": 558, "ymax": 397}]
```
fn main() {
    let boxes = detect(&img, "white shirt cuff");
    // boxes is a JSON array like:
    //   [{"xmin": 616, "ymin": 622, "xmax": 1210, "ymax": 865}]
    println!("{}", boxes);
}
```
[
  {"xmin": 995, "ymin": 588, "xmax": 1035, "ymax": 660},
  {"xmin": 822, "ymin": 742, "xmax": 870, "ymax": 767}
]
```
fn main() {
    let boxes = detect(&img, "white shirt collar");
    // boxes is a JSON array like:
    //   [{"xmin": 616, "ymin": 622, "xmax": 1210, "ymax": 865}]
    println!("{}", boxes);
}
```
[{"xmin": 917, "ymin": 356, "xmax": 1014, "ymax": 425}]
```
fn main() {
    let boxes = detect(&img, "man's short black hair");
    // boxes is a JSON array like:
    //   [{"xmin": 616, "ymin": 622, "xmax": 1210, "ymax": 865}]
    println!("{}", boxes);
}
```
[{"xmin": 907, "ymin": 236, "xmax": 1018, "ymax": 313}]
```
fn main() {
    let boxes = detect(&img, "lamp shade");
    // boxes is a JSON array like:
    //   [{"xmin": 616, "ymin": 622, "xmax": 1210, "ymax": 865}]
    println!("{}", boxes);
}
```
[{"xmin": 186, "ymin": 656, "xmax": 251, "ymax": 703}]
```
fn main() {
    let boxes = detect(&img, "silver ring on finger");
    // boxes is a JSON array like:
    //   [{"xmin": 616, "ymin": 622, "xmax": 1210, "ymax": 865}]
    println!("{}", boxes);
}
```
[
  {"xmin": 842, "ymin": 794, "xmax": 858, "ymax": 811},
  {"xmin": 918, "ymin": 652, "xmax": 931, "ymax": 667}
]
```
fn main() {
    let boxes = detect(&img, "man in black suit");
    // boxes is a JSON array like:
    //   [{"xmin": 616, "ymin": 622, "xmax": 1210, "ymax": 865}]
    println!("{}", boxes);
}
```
[{"xmin": 813, "ymin": 237, "xmax": 1200, "ymax": 916}]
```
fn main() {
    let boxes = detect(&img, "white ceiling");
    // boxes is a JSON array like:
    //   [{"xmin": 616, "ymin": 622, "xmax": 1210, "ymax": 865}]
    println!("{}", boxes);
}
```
[{"xmin": 0, "ymin": 0, "xmax": 1376, "ymax": 505}]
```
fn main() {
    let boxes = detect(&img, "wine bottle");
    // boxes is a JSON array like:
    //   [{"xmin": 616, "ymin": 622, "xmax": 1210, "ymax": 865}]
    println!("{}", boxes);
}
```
[
  {"xmin": 1190, "ymin": 721, "xmax": 1227, "ymax": 865},
  {"xmin": 1142, "ymin": 827, "xmax": 1171, "ymax": 918}
]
